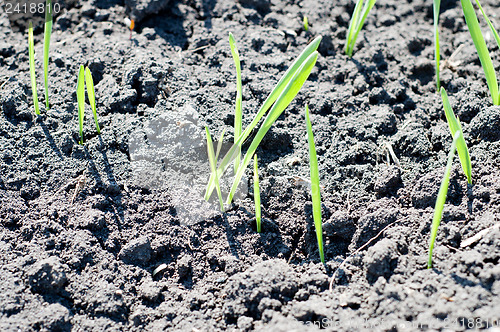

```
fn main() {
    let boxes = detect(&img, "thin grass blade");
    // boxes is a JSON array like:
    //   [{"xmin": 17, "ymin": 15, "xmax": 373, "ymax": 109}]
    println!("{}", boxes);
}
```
[
  {"xmin": 229, "ymin": 33, "xmax": 243, "ymax": 174},
  {"xmin": 204, "ymin": 37, "xmax": 322, "ymax": 200},
  {"xmin": 28, "ymin": 22, "xmax": 40, "ymax": 115},
  {"xmin": 77, "ymin": 65, "xmax": 85, "ymax": 144},
  {"xmin": 84, "ymin": 67, "xmax": 100, "ymax": 134},
  {"xmin": 428, "ymin": 131, "xmax": 460, "ymax": 269},
  {"xmin": 215, "ymin": 128, "xmax": 226, "ymax": 161},
  {"xmin": 440, "ymin": 87, "xmax": 472, "ymax": 184},
  {"xmin": 345, "ymin": 0, "xmax": 365, "ymax": 56},
  {"xmin": 226, "ymin": 51, "xmax": 319, "ymax": 205},
  {"xmin": 305, "ymin": 105, "xmax": 325, "ymax": 263},
  {"xmin": 460, "ymin": 0, "xmax": 499, "ymax": 105},
  {"xmin": 205, "ymin": 127, "xmax": 224, "ymax": 211},
  {"xmin": 303, "ymin": 16, "xmax": 309, "ymax": 31},
  {"xmin": 434, "ymin": 0, "xmax": 441, "ymax": 90},
  {"xmin": 253, "ymin": 154, "xmax": 261, "ymax": 233},
  {"xmin": 475, "ymin": 0, "xmax": 500, "ymax": 50},
  {"xmin": 43, "ymin": 0, "xmax": 52, "ymax": 109},
  {"xmin": 345, "ymin": 0, "xmax": 376, "ymax": 57}
]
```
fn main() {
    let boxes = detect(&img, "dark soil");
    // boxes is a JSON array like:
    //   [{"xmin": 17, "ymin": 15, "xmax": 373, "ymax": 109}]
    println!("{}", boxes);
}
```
[{"xmin": 1, "ymin": 0, "xmax": 500, "ymax": 330}]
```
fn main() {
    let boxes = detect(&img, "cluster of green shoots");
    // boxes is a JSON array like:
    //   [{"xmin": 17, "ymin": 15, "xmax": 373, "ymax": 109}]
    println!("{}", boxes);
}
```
[
  {"xmin": 428, "ymin": 87, "xmax": 472, "ymax": 268},
  {"xmin": 204, "ymin": 34, "xmax": 325, "ymax": 262},
  {"xmin": 28, "ymin": 2, "xmax": 101, "ymax": 144},
  {"xmin": 28, "ymin": 0, "xmax": 53, "ymax": 114},
  {"xmin": 345, "ymin": 0, "xmax": 376, "ymax": 57},
  {"xmin": 76, "ymin": 66, "xmax": 101, "ymax": 145}
]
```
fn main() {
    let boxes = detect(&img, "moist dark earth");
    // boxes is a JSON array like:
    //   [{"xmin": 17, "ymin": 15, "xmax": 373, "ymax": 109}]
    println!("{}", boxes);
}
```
[{"xmin": 1, "ymin": 0, "xmax": 500, "ymax": 330}]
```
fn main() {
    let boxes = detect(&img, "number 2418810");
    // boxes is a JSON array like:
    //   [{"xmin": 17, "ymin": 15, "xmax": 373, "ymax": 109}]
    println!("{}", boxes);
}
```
[{"xmin": 4, "ymin": 2, "xmax": 61, "ymax": 14}]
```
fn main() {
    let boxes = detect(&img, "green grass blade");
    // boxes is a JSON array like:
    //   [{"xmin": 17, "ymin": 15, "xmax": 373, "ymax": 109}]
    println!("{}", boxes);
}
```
[
  {"xmin": 460, "ymin": 0, "xmax": 499, "ymax": 105},
  {"xmin": 345, "ymin": 0, "xmax": 376, "ymax": 57},
  {"xmin": 345, "ymin": 0, "xmax": 365, "ymax": 56},
  {"xmin": 440, "ymin": 87, "xmax": 472, "ymax": 184},
  {"xmin": 204, "ymin": 37, "xmax": 322, "ymax": 200},
  {"xmin": 428, "ymin": 131, "xmax": 460, "ymax": 269},
  {"xmin": 43, "ymin": 0, "xmax": 52, "ymax": 109},
  {"xmin": 303, "ymin": 16, "xmax": 309, "ymax": 31},
  {"xmin": 225, "ymin": 51, "xmax": 319, "ymax": 205},
  {"xmin": 434, "ymin": 0, "xmax": 441, "ymax": 90},
  {"xmin": 253, "ymin": 154, "xmax": 261, "ymax": 233},
  {"xmin": 229, "ymin": 33, "xmax": 243, "ymax": 174},
  {"xmin": 205, "ymin": 127, "xmax": 224, "ymax": 211},
  {"xmin": 28, "ymin": 22, "xmax": 40, "ymax": 115},
  {"xmin": 475, "ymin": 0, "xmax": 500, "ymax": 54},
  {"xmin": 305, "ymin": 105, "xmax": 324, "ymax": 264},
  {"xmin": 77, "ymin": 65, "xmax": 85, "ymax": 144},
  {"xmin": 84, "ymin": 67, "xmax": 100, "ymax": 134}
]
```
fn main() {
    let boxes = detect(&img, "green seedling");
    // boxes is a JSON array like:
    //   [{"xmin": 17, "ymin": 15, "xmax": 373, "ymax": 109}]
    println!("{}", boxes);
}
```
[
  {"xmin": 433, "ymin": 0, "xmax": 441, "ymax": 90},
  {"xmin": 205, "ymin": 127, "xmax": 224, "ymax": 211},
  {"xmin": 43, "ymin": 0, "xmax": 52, "ymax": 109},
  {"xmin": 440, "ymin": 87, "xmax": 472, "ymax": 184},
  {"xmin": 345, "ymin": 0, "xmax": 376, "ymax": 57},
  {"xmin": 305, "ymin": 105, "xmax": 325, "ymax": 263},
  {"xmin": 84, "ymin": 67, "xmax": 101, "ymax": 134},
  {"xmin": 204, "ymin": 36, "xmax": 322, "ymax": 203},
  {"xmin": 229, "ymin": 33, "xmax": 242, "ymax": 174},
  {"xmin": 253, "ymin": 154, "xmax": 261, "ymax": 233},
  {"xmin": 428, "ymin": 131, "xmax": 461, "ymax": 269},
  {"xmin": 460, "ymin": 0, "xmax": 500, "ymax": 105},
  {"xmin": 303, "ymin": 16, "xmax": 309, "ymax": 31},
  {"xmin": 28, "ymin": 22, "xmax": 40, "ymax": 115},
  {"xmin": 77, "ymin": 65, "xmax": 85, "ymax": 144}
]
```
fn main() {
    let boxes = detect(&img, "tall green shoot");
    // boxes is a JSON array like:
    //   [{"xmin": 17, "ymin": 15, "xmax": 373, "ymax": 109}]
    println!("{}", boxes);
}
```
[
  {"xmin": 204, "ymin": 36, "xmax": 322, "ymax": 202},
  {"xmin": 229, "ymin": 33, "xmax": 242, "ymax": 174},
  {"xmin": 84, "ymin": 67, "xmax": 101, "ymax": 134},
  {"xmin": 28, "ymin": 22, "xmax": 40, "ymax": 115},
  {"xmin": 345, "ymin": 0, "xmax": 376, "ymax": 57},
  {"xmin": 205, "ymin": 127, "xmax": 224, "ymax": 211},
  {"xmin": 433, "ymin": 0, "xmax": 441, "ymax": 90},
  {"xmin": 460, "ymin": 0, "xmax": 499, "ymax": 105},
  {"xmin": 305, "ymin": 105, "xmax": 324, "ymax": 263},
  {"xmin": 428, "ymin": 131, "xmax": 460, "ymax": 269},
  {"xmin": 77, "ymin": 65, "xmax": 85, "ymax": 144},
  {"xmin": 253, "ymin": 154, "xmax": 261, "ymax": 233},
  {"xmin": 43, "ymin": 0, "xmax": 52, "ymax": 109},
  {"xmin": 440, "ymin": 87, "xmax": 472, "ymax": 184}
]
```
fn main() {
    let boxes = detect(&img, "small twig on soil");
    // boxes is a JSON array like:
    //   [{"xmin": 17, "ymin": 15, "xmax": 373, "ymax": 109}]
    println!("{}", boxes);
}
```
[
  {"xmin": 460, "ymin": 223, "xmax": 500, "ymax": 248},
  {"xmin": 184, "ymin": 45, "xmax": 211, "ymax": 54},
  {"xmin": 71, "ymin": 171, "xmax": 87, "ymax": 204},
  {"xmin": 0, "ymin": 77, "xmax": 10, "ymax": 90},
  {"xmin": 440, "ymin": 44, "xmax": 464, "ymax": 72},
  {"xmin": 329, "ymin": 218, "xmax": 407, "ymax": 292}
]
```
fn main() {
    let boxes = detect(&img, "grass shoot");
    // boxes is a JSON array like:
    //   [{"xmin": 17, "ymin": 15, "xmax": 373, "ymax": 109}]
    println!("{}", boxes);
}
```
[
  {"xmin": 253, "ymin": 154, "xmax": 261, "ymax": 233},
  {"xmin": 305, "ymin": 105, "xmax": 324, "ymax": 263},
  {"xmin": 428, "ymin": 131, "xmax": 461, "ymax": 269},
  {"xmin": 77, "ymin": 65, "xmax": 85, "ymax": 144},
  {"xmin": 28, "ymin": 22, "xmax": 40, "ymax": 115},
  {"xmin": 433, "ymin": 0, "xmax": 441, "ymax": 90},
  {"xmin": 205, "ymin": 127, "xmax": 224, "ymax": 211},
  {"xmin": 204, "ymin": 36, "xmax": 322, "ymax": 203},
  {"xmin": 228, "ymin": 33, "xmax": 242, "ymax": 175},
  {"xmin": 460, "ymin": 0, "xmax": 500, "ymax": 105},
  {"xmin": 440, "ymin": 87, "xmax": 472, "ymax": 184},
  {"xmin": 84, "ymin": 67, "xmax": 101, "ymax": 134},
  {"xmin": 345, "ymin": 0, "xmax": 376, "ymax": 57},
  {"xmin": 303, "ymin": 16, "xmax": 309, "ymax": 31},
  {"xmin": 43, "ymin": 0, "xmax": 52, "ymax": 109}
]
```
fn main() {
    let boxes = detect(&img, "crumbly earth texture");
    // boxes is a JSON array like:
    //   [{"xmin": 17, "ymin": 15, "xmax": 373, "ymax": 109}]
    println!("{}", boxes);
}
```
[{"xmin": 1, "ymin": 0, "xmax": 500, "ymax": 330}]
